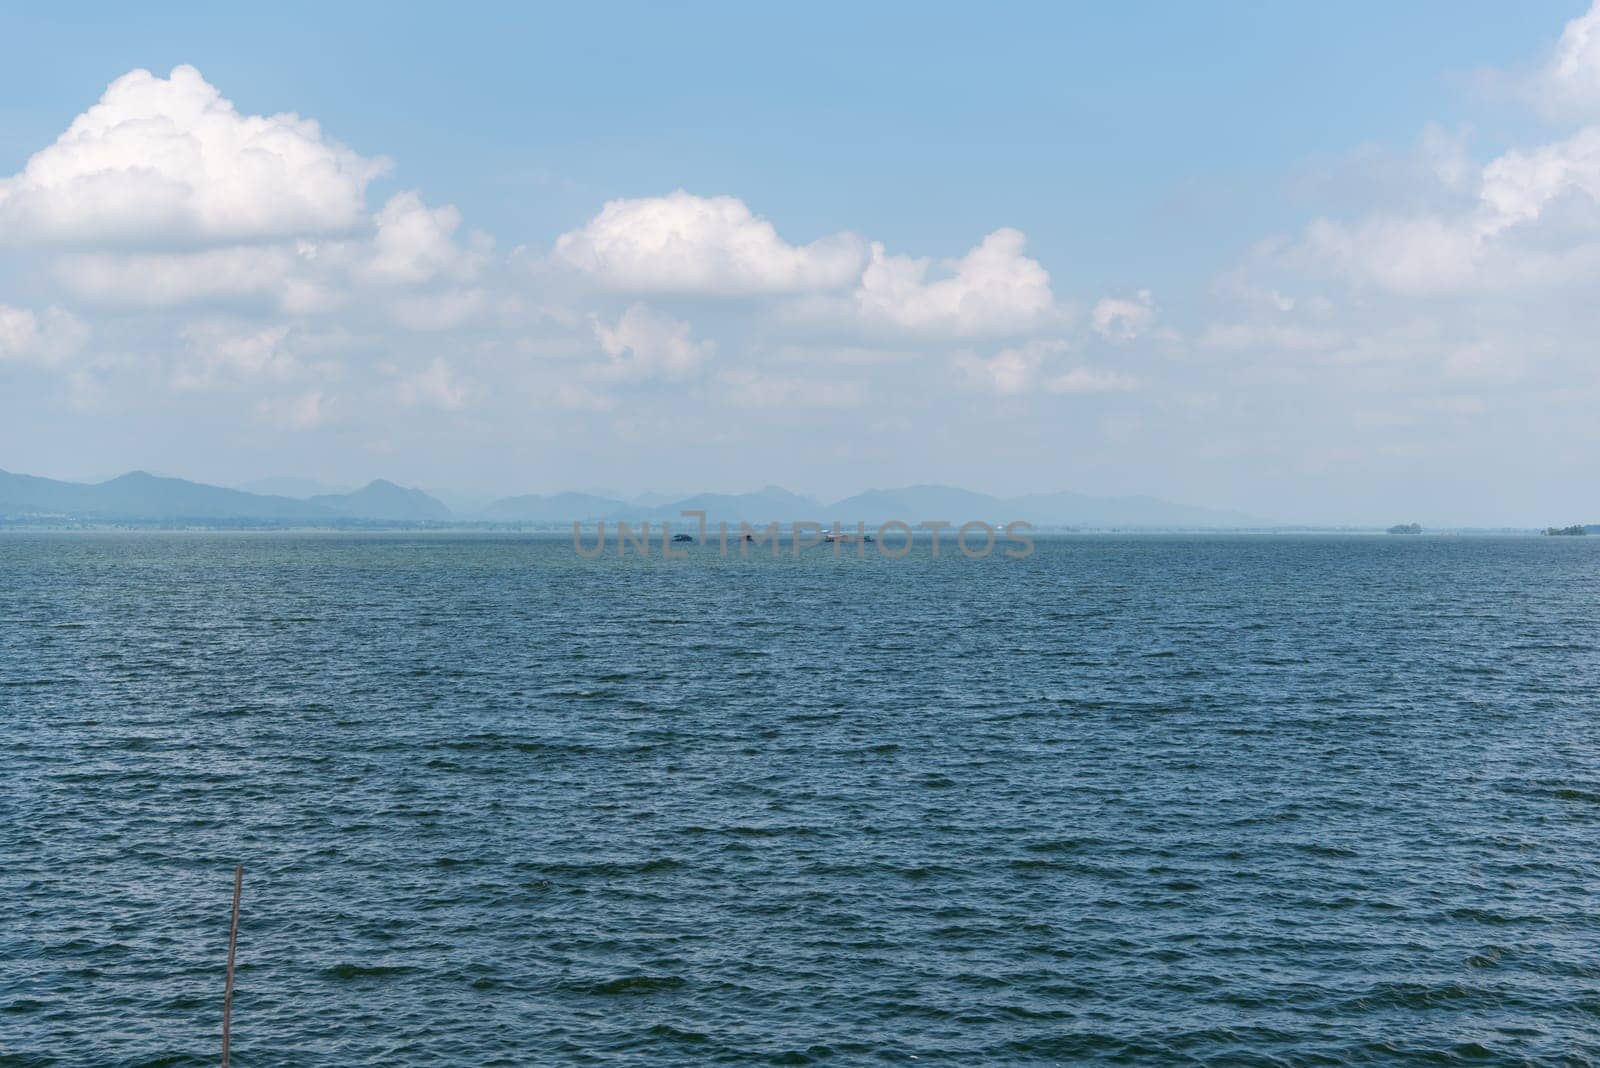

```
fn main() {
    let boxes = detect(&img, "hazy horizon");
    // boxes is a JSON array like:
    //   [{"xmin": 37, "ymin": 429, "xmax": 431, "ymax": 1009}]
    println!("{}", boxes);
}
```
[
  {"xmin": 5, "ymin": 2, "xmax": 1600, "ymax": 527},
  {"xmin": 12, "ymin": 463, "xmax": 1588, "ymax": 528},
  {"xmin": 6, "ymin": 461, "xmax": 1592, "ymax": 529}
]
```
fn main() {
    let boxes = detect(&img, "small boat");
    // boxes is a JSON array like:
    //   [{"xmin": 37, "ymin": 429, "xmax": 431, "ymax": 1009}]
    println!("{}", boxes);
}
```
[
  {"xmin": 671, "ymin": 533, "xmax": 694, "ymax": 543},
  {"xmin": 822, "ymin": 524, "xmax": 868, "ymax": 544}
]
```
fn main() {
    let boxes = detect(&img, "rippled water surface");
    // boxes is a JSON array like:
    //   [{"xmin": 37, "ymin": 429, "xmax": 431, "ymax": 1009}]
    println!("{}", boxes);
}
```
[{"xmin": 2, "ymin": 533, "xmax": 1598, "ymax": 1066}]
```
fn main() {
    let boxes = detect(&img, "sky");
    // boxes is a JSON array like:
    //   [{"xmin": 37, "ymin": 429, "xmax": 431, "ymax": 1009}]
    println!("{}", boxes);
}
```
[{"xmin": 1, "ymin": 0, "xmax": 1598, "ymax": 525}]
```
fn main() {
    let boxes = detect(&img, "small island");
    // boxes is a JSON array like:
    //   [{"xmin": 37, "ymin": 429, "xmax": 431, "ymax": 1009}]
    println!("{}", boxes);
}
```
[
  {"xmin": 1544, "ymin": 525, "xmax": 1589, "ymax": 536},
  {"xmin": 1386, "ymin": 523, "xmax": 1422, "ymax": 535}
]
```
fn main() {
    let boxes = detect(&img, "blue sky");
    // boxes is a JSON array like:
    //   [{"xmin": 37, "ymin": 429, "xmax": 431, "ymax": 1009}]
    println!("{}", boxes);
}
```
[
  {"xmin": 3, "ymin": 2, "xmax": 1569, "ymax": 286},
  {"xmin": 2, "ymin": 2, "xmax": 1598, "ymax": 523}
]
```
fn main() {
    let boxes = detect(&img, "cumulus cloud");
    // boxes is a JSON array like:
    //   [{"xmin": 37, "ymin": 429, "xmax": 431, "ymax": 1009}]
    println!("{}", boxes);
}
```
[
  {"xmin": 555, "ymin": 191, "xmax": 865, "ymax": 294},
  {"xmin": 952, "ymin": 339, "xmax": 1066, "ymax": 395},
  {"xmin": 173, "ymin": 321, "xmax": 302, "ymax": 390},
  {"xmin": 1231, "ymin": 8, "xmax": 1600, "ymax": 303},
  {"xmin": 49, "ymin": 190, "xmax": 485, "ymax": 319},
  {"xmin": 558, "ymin": 196, "xmax": 1069, "ymax": 343},
  {"xmin": 1, "ymin": 64, "xmax": 1150, "ymax": 445},
  {"xmin": 0, "ymin": 65, "xmax": 388, "ymax": 245},
  {"xmin": 1092, "ymin": 290, "xmax": 1157, "ymax": 340},
  {"xmin": 1281, "ymin": 13, "xmax": 1600, "ymax": 302},
  {"xmin": 1283, "ymin": 119, "xmax": 1600, "ymax": 296},
  {"xmin": 1301, "ymin": 215, "xmax": 1482, "ymax": 295},
  {"xmin": 854, "ymin": 228, "xmax": 1057, "ymax": 335},
  {"xmin": 590, "ymin": 304, "xmax": 714, "ymax": 383},
  {"xmin": 363, "ymin": 192, "xmax": 485, "ymax": 286},
  {"xmin": 1, "ymin": 65, "xmax": 493, "ymax": 338},
  {"xmin": 57, "ymin": 245, "xmax": 304, "ymax": 307},
  {"xmin": 1537, "ymin": 1, "xmax": 1600, "ymax": 117},
  {"xmin": 0, "ymin": 305, "xmax": 89, "ymax": 368},
  {"xmin": 1478, "ymin": 126, "xmax": 1600, "ymax": 230}
]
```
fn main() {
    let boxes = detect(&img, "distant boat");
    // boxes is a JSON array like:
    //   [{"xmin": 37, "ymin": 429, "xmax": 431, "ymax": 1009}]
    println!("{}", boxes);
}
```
[
  {"xmin": 822, "ymin": 524, "xmax": 861, "ymax": 544},
  {"xmin": 671, "ymin": 533, "xmax": 694, "ymax": 543}
]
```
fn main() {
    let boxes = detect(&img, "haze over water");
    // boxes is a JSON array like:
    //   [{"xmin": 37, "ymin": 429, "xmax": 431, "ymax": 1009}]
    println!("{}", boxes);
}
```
[{"xmin": 2, "ymin": 533, "xmax": 1598, "ymax": 1065}]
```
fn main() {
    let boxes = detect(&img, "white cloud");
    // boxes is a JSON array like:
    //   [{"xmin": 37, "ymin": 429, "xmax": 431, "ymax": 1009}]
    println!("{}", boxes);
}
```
[
  {"xmin": 1, "ymin": 65, "xmax": 1156, "ymax": 462},
  {"xmin": 173, "ymin": 321, "xmax": 302, "ymax": 390},
  {"xmin": 393, "ymin": 356, "xmax": 470, "ymax": 409},
  {"xmin": 1044, "ymin": 367, "xmax": 1140, "ymax": 394},
  {"xmin": 718, "ymin": 368, "xmax": 863, "ymax": 409},
  {"xmin": 1196, "ymin": 266, "xmax": 1559, "ymax": 409},
  {"xmin": 1478, "ymin": 125, "xmax": 1600, "ymax": 230},
  {"xmin": 48, "ymin": 187, "xmax": 486, "ymax": 318},
  {"xmin": 1285, "ymin": 134, "xmax": 1600, "ymax": 296},
  {"xmin": 364, "ymin": 192, "xmax": 483, "ymax": 286},
  {"xmin": 0, "ymin": 305, "xmax": 89, "ymax": 368},
  {"xmin": 255, "ymin": 389, "xmax": 329, "ymax": 430},
  {"xmin": 55, "ymin": 245, "xmax": 303, "ymax": 307},
  {"xmin": 1253, "ymin": 10, "xmax": 1600, "ymax": 301},
  {"xmin": 952, "ymin": 338, "xmax": 1138, "ymax": 396},
  {"xmin": 854, "ymin": 228, "xmax": 1057, "ymax": 335},
  {"xmin": 952, "ymin": 339, "xmax": 1065, "ymax": 395},
  {"xmin": 0, "ymin": 65, "xmax": 388, "ymax": 245},
  {"xmin": 590, "ymin": 304, "xmax": 713, "ymax": 383},
  {"xmin": 1538, "ymin": 1, "xmax": 1600, "ymax": 117},
  {"xmin": 1301, "ymin": 215, "xmax": 1482, "ymax": 295},
  {"xmin": 1289, "ymin": 118, "xmax": 1600, "ymax": 296},
  {"xmin": 555, "ymin": 191, "xmax": 865, "ymax": 294},
  {"xmin": 387, "ymin": 289, "xmax": 488, "ymax": 331},
  {"xmin": 1092, "ymin": 290, "xmax": 1156, "ymax": 341}
]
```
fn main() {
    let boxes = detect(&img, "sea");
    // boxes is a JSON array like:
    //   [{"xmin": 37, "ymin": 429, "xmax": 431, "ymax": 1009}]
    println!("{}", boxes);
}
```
[{"xmin": 1, "ymin": 532, "xmax": 1597, "ymax": 1066}]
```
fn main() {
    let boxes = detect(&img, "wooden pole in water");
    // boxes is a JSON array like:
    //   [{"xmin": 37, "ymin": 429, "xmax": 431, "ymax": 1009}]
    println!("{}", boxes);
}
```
[{"xmin": 221, "ymin": 865, "xmax": 243, "ymax": 1067}]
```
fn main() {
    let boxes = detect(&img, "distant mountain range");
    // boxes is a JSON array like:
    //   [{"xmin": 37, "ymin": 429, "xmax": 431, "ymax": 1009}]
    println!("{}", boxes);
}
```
[
  {"xmin": 0, "ymin": 468, "xmax": 1269, "ymax": 528},
  {"xmin": 0, "ymin": 470, "xmax": 447, "ymax": 524},
  {"xmin": 309, "ymin": 480, "xmax": 451, "ymax": 522}
]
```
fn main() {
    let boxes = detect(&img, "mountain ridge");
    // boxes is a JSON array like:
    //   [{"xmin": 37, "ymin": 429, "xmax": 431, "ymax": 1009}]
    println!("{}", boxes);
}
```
[
  {"xmin": 311, "ymin": 480, "xmax": 452, "ymax": 522},
  {"xmin": 0, "ymin": 469, "xmax": 446, "ymax": 523},
  {"xmin": 1, "ymin": 468, "xmax": 1270, "ymax": 527}
]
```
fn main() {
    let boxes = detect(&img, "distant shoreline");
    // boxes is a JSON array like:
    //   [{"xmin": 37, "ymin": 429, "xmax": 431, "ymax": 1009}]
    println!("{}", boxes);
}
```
[{"xmin": 0, "ymin": 522, "xmax": 1557, "ymax": 536}]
